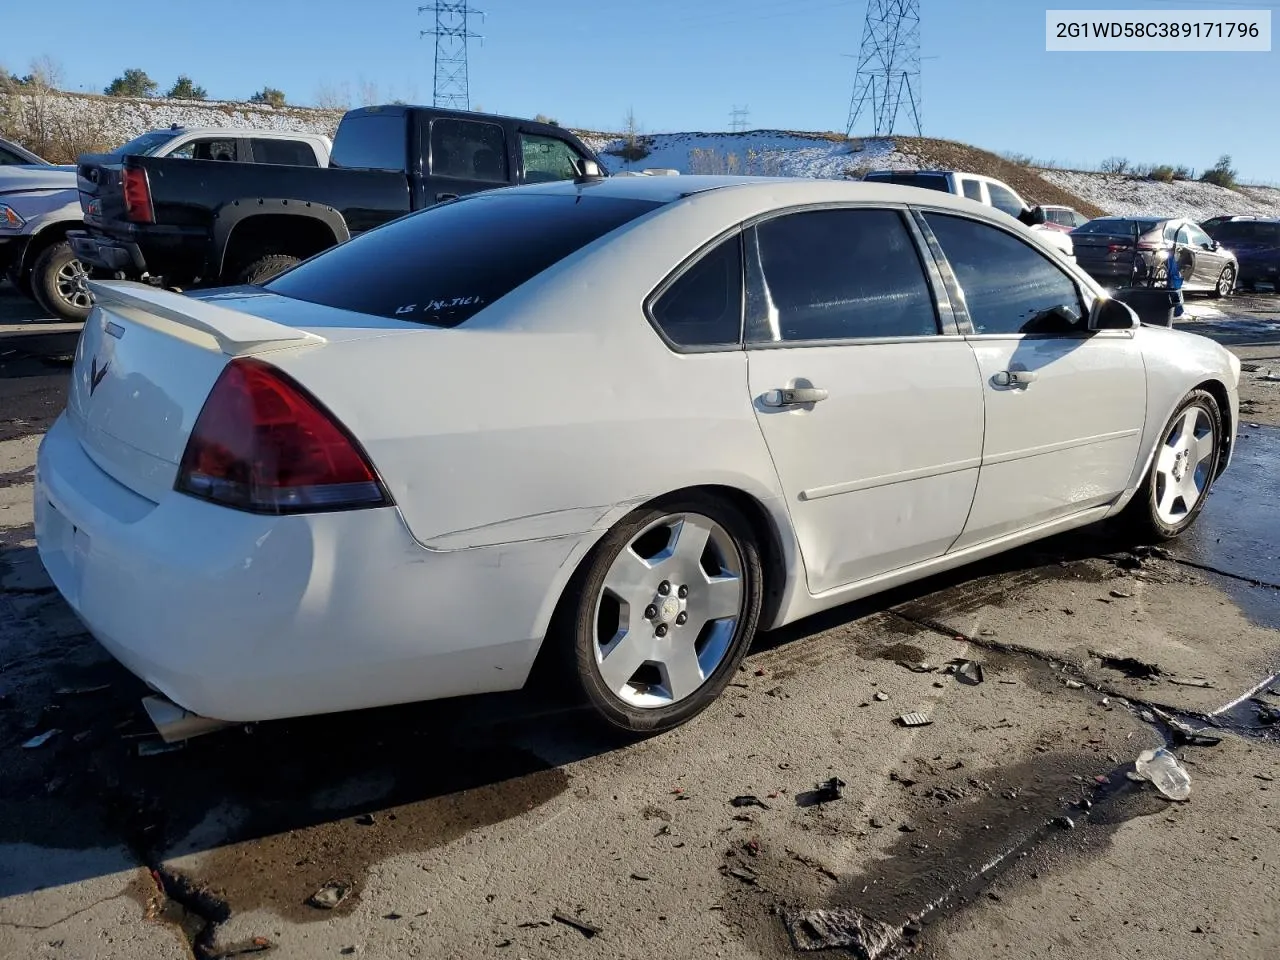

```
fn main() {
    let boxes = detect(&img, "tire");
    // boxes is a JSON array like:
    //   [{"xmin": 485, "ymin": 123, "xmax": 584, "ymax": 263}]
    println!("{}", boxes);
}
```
[
  {"xmin": 30, "ymin": 241, "xmax": 94, "ymax": 322},
  {"xmin": 556, "ymin": 493, "xmax": 764, "ymax": 735},
  {"xmin": 1121, "ymin": 389, "xmax": 1223, "ymax": 543},
  {"xmin": 235, "ymin": 254, "xmax": 300, "ymax": 286},
  {"xmin": 5, "ymin": 263, "xmax": 34, "ymax": 300},
  {"xmin": 1210, "ymin": 265, "xmax": 1235, "ymax": 299}
]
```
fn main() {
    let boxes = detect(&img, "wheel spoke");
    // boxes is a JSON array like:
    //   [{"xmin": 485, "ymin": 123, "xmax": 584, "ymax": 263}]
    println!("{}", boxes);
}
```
[
  {"xmin": 599, "ymin": 630, "xmax": 652, "ymax": 694},
  {"xmin": 602, "ymin": 546, "xmax": 654, "ymax": 602},
  {"xmin": 1191, "ymin": 430, "xmax": 1216, "ymax": 469},
  {"xmin": 1158, "ymin": 479, "xmax": 1180, "ymax": 518},
  {"xmin": 1156, "ymin": 444, "xmax": 1178, "ymax": 474},
  {"xmin": 669, "ymin": 516, "xmax": 712, "ymax": 570},
  {"xmin": 660, "ymin": 640, "xmax": 705, "ymax": 702},
  {"xmin": 699, "ymin": 575, "xmax": 743, "ymax": 622},
  {"xmin": 1179, "ymin": 409, "xmax": 1199, "ymax": 440}
]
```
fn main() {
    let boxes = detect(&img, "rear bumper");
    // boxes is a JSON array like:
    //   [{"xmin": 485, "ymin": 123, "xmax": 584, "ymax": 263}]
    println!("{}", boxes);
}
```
[
  {"xmin": 34, "ymin": 414, "xmax": 581, "ymax": 723},
  {"xmin": 67, "ymin": 229, "xmax": 145, "ymax": 275}
]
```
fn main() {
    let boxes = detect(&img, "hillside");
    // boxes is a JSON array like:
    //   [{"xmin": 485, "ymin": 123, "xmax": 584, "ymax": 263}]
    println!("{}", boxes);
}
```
[{"xmin": 4, "ymin": 90, "xmax": 1277, "ymax": 224}]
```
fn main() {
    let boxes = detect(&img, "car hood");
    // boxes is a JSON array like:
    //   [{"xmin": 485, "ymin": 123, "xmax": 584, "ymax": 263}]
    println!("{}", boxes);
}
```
[{"xmin": 0, "ymin": 164, "xmax": 78, "ymax": 196}]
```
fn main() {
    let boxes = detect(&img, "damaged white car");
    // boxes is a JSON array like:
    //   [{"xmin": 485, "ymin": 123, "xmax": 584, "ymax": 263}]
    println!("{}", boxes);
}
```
[{"xmin": 34, "ymin": 173, "xmax": 1240, "ymax": 738}]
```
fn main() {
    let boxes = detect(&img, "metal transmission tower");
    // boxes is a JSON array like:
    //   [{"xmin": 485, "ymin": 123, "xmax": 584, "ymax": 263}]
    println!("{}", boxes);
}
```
[
  {"xmin": 729, "ymin": 105, "xmax": 750, "ymax": 133},
  {"xmin": 844, "ymin": 0, "xmax": 922, "ymax": 137},
  {"xmin": 418, "ymin": 3, "xmax": 484, "ymax": 111}
]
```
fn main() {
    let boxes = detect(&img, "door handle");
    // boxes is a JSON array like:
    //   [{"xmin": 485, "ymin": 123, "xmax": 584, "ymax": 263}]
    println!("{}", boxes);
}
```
[
  {"xmin": 992, "ymin": 370, "xmax": 1037, "ymax": 387},
  {"xmin": 761, "ymin": 386, "xmax": 829, "ymax": 407},
  {"xmin": 436, "ymin": 192, "xmax": 458, "ymax": 202}
]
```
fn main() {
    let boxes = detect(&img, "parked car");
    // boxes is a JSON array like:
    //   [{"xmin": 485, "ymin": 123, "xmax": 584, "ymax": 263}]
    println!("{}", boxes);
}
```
[
  {"xmin": 1071, "ymin": 216, "xmax": 1238, "ymax": 296},
  {"xmin": 0, "ymin": 135, "xmax": 54, "ymax": 167},
  {"xmin": 1200, "ymin": 214, "xmax": 1256, "ymax": 232},
  {"xmin": 69, "ymin": 104, "xmax": 606, "ymax": 291},
  {"xmin": 1031, "ymin": 203, "xmax": 1090, "ymax": 232},
  {"xmin": 4, "ymin": 127, "xmax": 333, "ymax": 321},
  {"xmin": 1201, "ymin": 216, "xmax": 1280, "ymax": 291},
  {"xmin": 34, "ymin": 175, "xmax": 1240, "ymax": 739},
  {"xmin": 860, "ymin": 168, "xmax": 1075, "ymax": 260}
]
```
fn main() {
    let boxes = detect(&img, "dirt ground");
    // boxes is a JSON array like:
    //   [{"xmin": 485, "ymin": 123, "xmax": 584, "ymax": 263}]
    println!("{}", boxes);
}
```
[{"xmin": 2, "ymin": 279, "xmax": 1280, "ymax": 960}]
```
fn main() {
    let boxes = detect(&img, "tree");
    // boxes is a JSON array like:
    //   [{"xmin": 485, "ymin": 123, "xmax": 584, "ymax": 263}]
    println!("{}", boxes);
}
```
[
  {"xmin": 104, "ymin": 68, "xmax": 157, "ymax": 98},
  {"xmin": 249, "ymin": 86, "xmax": 286, "ymax": 108},
  {"xmin": 166, "ymin": 75, "xmax": 207, "ymax": 100},
  {"xmin": 1200, "ymin": 154, "xmax": 1238, "ymax": 190}
]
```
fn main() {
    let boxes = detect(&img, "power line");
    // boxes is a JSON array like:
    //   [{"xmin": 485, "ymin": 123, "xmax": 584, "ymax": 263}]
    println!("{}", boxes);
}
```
[
  {"xmin": 729, "ymin": 105, "xmax": 751, "ymax": 133},
  {"xmin": 844, "ymin": 0, "xmax": 922, "ymax": 138},
  {"xmin": 418, "ymin": 2, "xmax": 484, "ymax": 111}
]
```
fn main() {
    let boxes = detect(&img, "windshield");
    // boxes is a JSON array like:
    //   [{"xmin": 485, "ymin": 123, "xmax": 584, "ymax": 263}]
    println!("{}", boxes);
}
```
[
  {"xmin": 105, "ymin": 131, "xmax": 179, "ymax": 158},
  {"xmin": 1073, "ymin": 218, "xmax": 1159, "ymax": 236},
  {"xmin": 265, "ymin": 192, "xmax": 665, "ymax": 326},
  {"xmin": 1209, "ymin": 221, "xmax": 1280, "ymax": 244}
]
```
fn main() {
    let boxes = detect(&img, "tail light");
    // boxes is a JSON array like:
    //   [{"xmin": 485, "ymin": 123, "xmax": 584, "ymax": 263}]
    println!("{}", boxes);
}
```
[
  {"xmin": 122, "ymin": 167, "xmax": 154, "ymax": 224},
  {"xmin": 175, "ymin": 358, "xmax": 391, "ymax": 514}
]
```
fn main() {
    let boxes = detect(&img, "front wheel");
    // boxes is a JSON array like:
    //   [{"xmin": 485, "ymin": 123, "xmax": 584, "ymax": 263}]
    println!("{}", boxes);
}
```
[
  {"xmin": 1121, "ymin": 389, "xmax": 1223, "ymax": 542},
  {"xmin": 1211, "ymin": 265, "xmax": 1235, "ymax": 299},
  {"xmin": 559, "ymin": 494, "xmax": 764, "ymax": 734},
  {"xmin": 31, "ymin": 241, "xmax": 94, "ymax": 321}
]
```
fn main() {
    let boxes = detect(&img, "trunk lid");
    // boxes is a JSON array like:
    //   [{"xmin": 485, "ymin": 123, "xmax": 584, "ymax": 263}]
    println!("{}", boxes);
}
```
[{"xmin": 67, "ymin": 282, "xmax": 416, "ymax": 503}]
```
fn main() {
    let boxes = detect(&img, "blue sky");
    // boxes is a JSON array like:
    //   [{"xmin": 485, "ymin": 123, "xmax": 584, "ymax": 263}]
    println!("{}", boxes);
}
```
[{"xmin": 4, "ymin": 0, "xmax": 1278, "ymax": 180}]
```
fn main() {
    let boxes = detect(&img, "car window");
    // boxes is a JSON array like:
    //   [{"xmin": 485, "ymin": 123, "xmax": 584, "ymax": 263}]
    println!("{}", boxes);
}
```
[
  {"xmin": 250, "ymin": 138, "xmax": 319, "ymax": 167},
  {"xmin": 330, "ymin": 112, "xmax": 407, "ymax": 171},
  {"xmin": 266, "ymin": 193, "xmax": 662, "ymax": 326},
  {"xmin": 961, "ymin": 179, "xmax": 984, "ymax": 202},
  {"xmin": 1184, "ymin": 223, "xmax": 1215, "ymax": 249},
  {"xmin": 106, "ymin": 131, "xmax": 180, "ymax": 158},
  {"xmin": 521, "ymin": 133, "xmax": 584, "ymax": 183},
  {"xmin": 986, "ymin": 182, "xmax": 1024, "ymax": 217},
  {"xmin": 1164, "ymin": 222, "xmax": 1180, "ymax": 241},
  {"xmin": 863, "ymin": 172, "xmax": 951, "ymax": 192},
  {"xmin": 650, "ymin": 233, "xmax": 743, "ymax": 348},
  {"xmin": 182, "ymin": 138, "xmax": 239, "ymax": 162},
  {"xmin": 1212, "ymin": 221, "xmax": 1280, "ymax": 244},
  {"xmin": 431, "ymin": 118, "xmax": 508, "ymax": 182},
  {"xmin": 744, "ymin": 208, "xmax": 939, "ymax": 343},
  {"xmin": 923, "ymin": 212, "xmax": 1084, "ymax": 336},
  {"xmin": 1175, "ymin": 225, "xmax": 1191, "ymax": 245},
  {"xmin": 0, "ymin": 145, "xmax": 25, "ymax": 165}
]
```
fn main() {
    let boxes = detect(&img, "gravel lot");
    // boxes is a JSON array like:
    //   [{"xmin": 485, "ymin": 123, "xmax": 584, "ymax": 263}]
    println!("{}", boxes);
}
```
[{"xmin": 2, "ymin": 279, "xmax": 1279, "ymax": 960}]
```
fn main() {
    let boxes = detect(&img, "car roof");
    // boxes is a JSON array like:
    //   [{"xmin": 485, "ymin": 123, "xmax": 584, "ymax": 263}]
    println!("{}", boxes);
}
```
[{"xmin": 144, "ymin": 127, "xmax": 325, "ymax": 139}]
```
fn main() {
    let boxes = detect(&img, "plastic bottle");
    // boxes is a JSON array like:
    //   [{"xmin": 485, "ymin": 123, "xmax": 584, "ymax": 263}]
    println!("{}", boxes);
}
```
[{"xmin": 1134, "ymin": 746, "xmax": 1192, "ymax": 800}]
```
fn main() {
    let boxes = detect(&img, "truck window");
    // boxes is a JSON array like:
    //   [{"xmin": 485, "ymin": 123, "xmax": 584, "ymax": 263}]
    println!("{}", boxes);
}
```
[
  {"xmin": 250, "ymin": 138, "xmax": 319, "ymax": 167},
  {"xmin": 171, "ymin": 139, "xmax": 239, "ymax": 161},
  {"xmin": 961, "ymin": 178, "xmax": 983, "ymax": 201},
  {"xmin": 330, "ymin": 113, "xmax": 408, "ymax": 171},
  {"xmin": 863, "ymin": 171, "xmax": 950, "ymax": 192},
  {"xmin": 986, "ymin": 182, "xmax": 1025, "ymax": 217},
  {"xmin": 430, "ymin": 118, "xmax": 508, "ymax": 182},
  {"xmin": 521, "ymin": 133, "xmax": 584, "ymax": 183}
]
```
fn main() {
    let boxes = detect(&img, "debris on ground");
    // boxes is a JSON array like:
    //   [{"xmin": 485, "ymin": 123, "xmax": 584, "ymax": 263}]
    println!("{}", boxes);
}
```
[
  {"xmin": 21, "ymin": 729, "xmax": 59, "ymax": 749},
  {"xmin": 1134, "ymin": 747, "xmax": 1192, "ymax": 801},
  {"xmin": 354, "ymin": 813, "xmax": 376, "ymax": 826},
  {"xmin": 1094, "ymin": 653, "xmax": 1161, "ymax": 679},
  {"xmin": 1168, "ymin": 677, "xmax": 1214, "ymax": 689},
  {"xmin": 1154, "ymin": 709, "xmax": 1223, "ymax": 746},
  {"xmin": 724, "ymin": 865, "xmax": 759, "ymax": 885},
  {"xmin": 1251, "ymin": 700, "xmax": 1280, "ymax": 725},
  {"xmin": 812, "ymin": 778, "xmax": 846, "ymax": 802},
  {"xmin": 1064, "ymin": 680, "xmax": 1085, "ymax": 690},
  {"xmin": 898, "ymin": 660, "xmax": 935, "ymax": 674},
  {"xmin": 552, "ymin": 911, "xmax": 602, "ymax": 938},
  {"xmin": 744, "ymin": 838, "xmax": 761, "ymax": 857},
  {"xmin": 784, "ymin": 907, "xmax": 902, "ymax": 956},
  {"xmin": 895, "ymin": 713, "xmax": 933, "ymax": 727},
  {"xmin": 307, "ymin": 880, "xmax": 353, "ymax": 910},
  {"xmin": 874, "ymin": 691, "xmax": 890, "ymax": 702},
  {"xmin": 1109, "ymin": 589, "xmax": 1134, "ymax": 599},
  {"xmin": 1052, "ymin": 816, "xmax": 1076, "ymax": 831},
  {"xmin": 953, "ymin": 660, "xmax": 984, "ymax": 685},
  {"xmin": 731, "ymin": 795, "xmax": 770, "ymax": 810}
]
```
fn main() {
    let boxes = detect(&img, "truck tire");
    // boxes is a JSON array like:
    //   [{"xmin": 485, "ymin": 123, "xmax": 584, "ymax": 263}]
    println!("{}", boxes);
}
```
[
  {"xmin": 236, "ymin": 254, "xmax": 300, "ymax": 286},
  {"xmin": 31, "ymin": 241, "xmax": 94, "ymax": 322},
  {"xmin": 5, "ymin": 263, "xmax": 34, "ymax": 300}
]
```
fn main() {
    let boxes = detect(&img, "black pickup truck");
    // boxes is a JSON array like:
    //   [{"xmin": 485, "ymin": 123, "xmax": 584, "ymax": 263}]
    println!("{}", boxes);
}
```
[{"xmin": 68, "ymin": 104, "xmax": 606, "ymax": 288}]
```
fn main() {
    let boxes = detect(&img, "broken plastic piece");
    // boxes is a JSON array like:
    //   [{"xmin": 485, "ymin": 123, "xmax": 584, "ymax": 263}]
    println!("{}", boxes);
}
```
[
  {"xmin": 955, "ymin": 660, "xmax": 984, "ymax": 685},
  {"xmin": 894, "ymin": 712, "xmax": 933, "ymax": 727},
  {"xmin": 1167, "ymin": 677, "xmax": 1213, "ymax": 689},
  {"xmin": 898, "ymin": 661, "xmax": 934, "ymax": 674},
  {"xmin": 307, "ymin": 879, "xmax": 353, "ymax": 910},
  {"xmin": 1064, "ymin": 679, "xmax": 1085, "ymax": 690},
  {"xmin": 873, "ymin": 691, "xmax": 890, "ymax": 702},
  {"xmin": 784, "ymin": 908, "xmax": 902, "ymax": 956},
  {"xmin": 731, "ymin": 795, "xmax": 770, "ymax": 809},
  {"xmin": 1133, "ymin": 747, "xmax": 1192, "ymax": 801},
  {"xmin": 812, "ymin": 778, "xmax": 846, "ymax": 803}
]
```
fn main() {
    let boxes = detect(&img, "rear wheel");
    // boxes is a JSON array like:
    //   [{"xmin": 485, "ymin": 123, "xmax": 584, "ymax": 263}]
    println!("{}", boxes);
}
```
[
  {"xmin": 1120, "ymin": 389, "xmax": 1222, "ymax": 542},
  {"xmin": 235, "ymin": 254, "xmax": 300, "ymax": 286},
  {"xmin": 558, "ymin": 494, "xmax": 764, "ymax": 734},
  {"xmin": 31, "ymin": 241, "xmax": 94, "ymax": 321},
  {"xmin": 1211, "ymin": 265, "xmax": 1235, "ymax": 299}
]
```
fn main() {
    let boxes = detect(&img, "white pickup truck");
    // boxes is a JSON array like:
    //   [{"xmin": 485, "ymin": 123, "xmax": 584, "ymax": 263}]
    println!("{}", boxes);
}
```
[
  {"xmin": 1, "ymin": 127, "xmax": 331, "ymax": 321},
  {"xmin": 860, "ymin": 168, "xmax": 1076, "ymax": 262}
]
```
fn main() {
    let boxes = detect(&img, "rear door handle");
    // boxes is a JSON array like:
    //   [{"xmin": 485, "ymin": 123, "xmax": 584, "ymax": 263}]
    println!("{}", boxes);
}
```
[
  {"xmin": 992, "ymin": 370, "xmax": 1037, "ymax": 387},
  {"xmin": 761, "ymin": 386, "xmax": 829, "ymax": 407},
  {"xmin": 436, "ymin": 192, "xmax": 458, "ymax": 202}
]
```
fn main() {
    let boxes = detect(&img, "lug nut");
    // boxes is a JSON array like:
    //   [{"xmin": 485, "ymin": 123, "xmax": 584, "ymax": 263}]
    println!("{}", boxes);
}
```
[
  {"xmin": 658, "ymin": 581, "xmax": 671, "ymax": 595},
  {"xmin": 676, "ymin": 612, "xmax": 688, "ymax": 626},
  {"xmin": 656, "ymin": 624, "xmax": 668, "ymax": 637},
  {"xmin": 644, "ymin": 605, "xmax": 657, "ymax": 620},
  {"xmin": 678, "ymin": 584, "xmax": 688, "ymax": 599}
]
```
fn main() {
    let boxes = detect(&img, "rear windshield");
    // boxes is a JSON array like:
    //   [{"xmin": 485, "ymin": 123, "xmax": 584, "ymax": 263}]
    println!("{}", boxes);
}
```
[
  {"xmin": 1073, "ymin": 218, "xmax": 1159, "ymax": 236},
  {"xmin": 1208, "ymin": 221, "xmax": 1280, "ymax": 244},
  {"xmin": 265, "ymin": 192, "xmax": 664, "ymax": 326},
  {"xmin": 863, "ymin": 172, "xmax": 951, "ymax": 192}
]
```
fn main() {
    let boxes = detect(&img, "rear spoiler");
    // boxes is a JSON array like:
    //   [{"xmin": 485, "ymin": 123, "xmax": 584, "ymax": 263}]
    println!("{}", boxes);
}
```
[{"xmin": 86, "ymin": 280, "xmax": 326, "ymax": 356}]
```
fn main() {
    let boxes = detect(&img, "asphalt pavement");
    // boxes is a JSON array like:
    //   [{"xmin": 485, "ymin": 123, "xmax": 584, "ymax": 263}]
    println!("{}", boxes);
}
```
[{"xmin": 2, "ymin": 279, "xmax": 1279, "ymax": 960}]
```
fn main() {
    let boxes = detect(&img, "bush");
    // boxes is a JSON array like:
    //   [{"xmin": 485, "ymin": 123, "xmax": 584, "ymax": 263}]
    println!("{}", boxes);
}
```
[
  {"xmin": 249, "ymin": 87, "xmax": 287, "ymax": 108},
  {"xmin": 166, "ymin": 75, "xmax": 207, "ymax": 100},
  {"xmin": 1172, "ymin": 165, "xmax": 1193, "ymax": 181},
  {"xmin": 1200, "ymin": 154, "xmax": 1238, "ymax": 190},
  {"xmin": 104, "ymin": 68, "xmax": 157, "ymax": 98},
  {"xmin": 1148, "ymin": 164, "xmax": 1176, "ymax": 182},
  {"xmin": 534, "ymin": 113, "xmax": 560, "ymax": 126}
]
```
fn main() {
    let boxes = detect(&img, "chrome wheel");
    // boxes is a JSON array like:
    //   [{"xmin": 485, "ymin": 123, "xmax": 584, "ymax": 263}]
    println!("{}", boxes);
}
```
[
  {"xmin": 1215, "ymin": 266, "xmax": 1235, "ymax": 298},
  {"xmin": 592, "ymin": 512, "xmax": 744, "ymax": 709},
  {"xmin": 54, "ymin": 258, "xmax": 92, "ymax": 310},
  {"xmin": 1153, "ymin": 404, "xmax": 1216, "ymax": 525}
]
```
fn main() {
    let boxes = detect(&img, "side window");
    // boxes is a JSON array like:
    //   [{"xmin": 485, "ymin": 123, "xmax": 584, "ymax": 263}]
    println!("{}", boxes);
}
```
[
  {"xmin": 1164, "ymin": 222, "xmax": 1180, "ymax": 242},
  {"xmin": 520, "ymin": 133, "xmax": 584, "ymax": 183},
  {"xmin": 1175, "ymin": 225, "xmax": 1191, "ymax": 245},
  {"xmin": 1185, "ymin": 224, "xmax": 1214, "ymax": 249},
  {"xmin": 745, "ymin": 208, "xmax": 939, "ymax": 343},
  {"xmin": 961, "ymin": 179, "xmax": 983, "ymax": 202},
  {"xmin": 0, "ymin": 145, "xmax": 23, "ymax": 165},
  {"xmin": 250, "ymin": 138, "xmax": 319, "ymax": 167},
  {"xmin": 650, "ymin": 233, "xmax": 743, "ymax": 348},
  {"xmin": 430, "ymin": 118, "xmax": 508, "ymax": 182},
  {"xmin": 190, "ymin": 139, "xmax": 238, "ymax": 162},
  {"xmin": 1073, "ymin": 211, "xmax": 1089, "ymax": 228},
  {"xmin": 986, "ymin": 182, "xmax": 1025, "ymax": 217},
  {"xmin": 923, "ymin": 212, "xmax": 1084, "ymax": 336},
  {"xmin": 167, "ymin": 143, "xmax": 196, "ymax": 159}
]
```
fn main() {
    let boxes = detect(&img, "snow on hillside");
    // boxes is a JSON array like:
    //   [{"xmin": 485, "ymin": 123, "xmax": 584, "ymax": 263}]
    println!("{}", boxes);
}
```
[
  {"xmin": 1039, "ymin": 169, "xmax": 1280, "ymax": 221},
  {"xmin": 578, "ymin": 131, "xmax": 906, "ymax": 179}
]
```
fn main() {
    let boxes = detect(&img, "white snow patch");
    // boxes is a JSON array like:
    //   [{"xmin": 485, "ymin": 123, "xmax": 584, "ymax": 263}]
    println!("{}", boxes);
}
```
[{"xmin": 1038, "ymin": 169, "xmax": 1280, "ymax": 221}]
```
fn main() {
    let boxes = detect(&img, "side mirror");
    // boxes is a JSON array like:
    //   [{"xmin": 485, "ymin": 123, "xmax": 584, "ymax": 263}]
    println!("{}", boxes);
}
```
[
  {"xmin": 1089, "ymin": 296, "xmax": 1139, "ymax": 331},
  {"xmin": 573, "ymin": 157, "xmax": 605, "ymax": 182}
]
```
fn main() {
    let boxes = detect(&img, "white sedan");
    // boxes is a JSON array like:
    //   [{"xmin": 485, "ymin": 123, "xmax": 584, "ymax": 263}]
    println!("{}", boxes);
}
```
[{"xmin": 34, "ymin": 174, "xmax": 1241, "ymax": 737}]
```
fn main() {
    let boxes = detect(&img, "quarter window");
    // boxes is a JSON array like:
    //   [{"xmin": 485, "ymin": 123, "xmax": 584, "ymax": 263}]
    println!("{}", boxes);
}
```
[
  {"xmin": 650, "ymin": 233, "xmax": 743, "ymax": 348},
  {"xmin": 431, "ymin": 118, "xmax": 508, "ymax": 182},
  {"xmin": 924, "ymin": 213, "xmax": 1085, "ymax": 335},
  {"xmin": 745, "ymin": 208, "xmax": 939, "ymax": 343}
]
